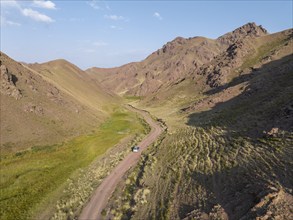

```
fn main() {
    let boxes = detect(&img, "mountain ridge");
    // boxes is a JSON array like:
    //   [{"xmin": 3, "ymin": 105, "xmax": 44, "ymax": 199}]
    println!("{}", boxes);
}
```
[
  {"xmin": 95, "ymin": 23, "xmax": 293, "ymax": 220},
  {"xmin": 86, "ymin": 22, "xmax": 273, "ymax": 97},
  {"xmin": 0, "ymin": 52, "xmax": 117, "ymax": 151},
  {"xmin": 1, "ymin": 21, "xmax": 292, "ymax": 220}
]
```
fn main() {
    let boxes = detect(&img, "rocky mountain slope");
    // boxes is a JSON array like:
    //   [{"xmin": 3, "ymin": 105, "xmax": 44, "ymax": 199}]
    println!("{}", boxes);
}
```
[
  {"xmin": 1, "ymin": 22, "xmax": 292, "ymax": 220},
  {"xmin": 0, "ymin": 52, "xmax": 116, "ymax": 152},
  {"xmin": 87, "ymin": 22, "xmax": 268, "ymax": 97},
  {"xmin": 87, "ymin": 36, "xmax": 223, "ymax": 96},
  {"xmin": 92, "ymin": 23, "xmax": 293, "ymax": 220}
]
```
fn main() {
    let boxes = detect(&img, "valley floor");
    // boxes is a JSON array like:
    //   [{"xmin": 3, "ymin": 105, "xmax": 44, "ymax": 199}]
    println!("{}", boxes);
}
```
[
  {"xmin": 79, "ymin": 105, "xmax": 163, "ymax": 220},
  {"xmin": 102, "ymin": 119, "xmax": 293, "ymax": 220},
  {"xmin": 1, "ymin": 24, "xmax": 292, "ymax": 220},
  {"xmin": 0, "ymin": 106, "xmax": 149, "ymax": 220}
]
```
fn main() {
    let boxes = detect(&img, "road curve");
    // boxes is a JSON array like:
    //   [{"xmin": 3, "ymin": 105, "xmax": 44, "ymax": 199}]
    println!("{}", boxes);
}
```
[{"xmin": 79, "ymin": 105, "xmax": 163, "ymax": 220}]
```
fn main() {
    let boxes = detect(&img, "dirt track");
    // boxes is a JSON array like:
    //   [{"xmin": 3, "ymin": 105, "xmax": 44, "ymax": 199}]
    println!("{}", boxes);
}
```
[{"xmin": 79, "ymin": 105, "xmax": 163, "ymax": 220}]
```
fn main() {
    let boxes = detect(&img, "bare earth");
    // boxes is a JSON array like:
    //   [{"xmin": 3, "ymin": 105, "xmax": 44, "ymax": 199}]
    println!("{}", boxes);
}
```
[{"xmin": 79, "ymin": 105, "xmax": 163, "ymax": 220}]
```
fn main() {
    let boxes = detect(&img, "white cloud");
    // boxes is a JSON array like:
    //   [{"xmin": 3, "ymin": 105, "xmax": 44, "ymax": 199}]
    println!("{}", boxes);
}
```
[
  {"xmin": 110, "ymin": 25, "xmax": 123, "ymax": 30},
  {"xmin": 0, "ymin": 16, "xmax": 21, "ymax": 27},
  {"xmin": 1, "ymin": 1, "xmax": 55, "ymax": 24},
  {"xmin": 153, "ymin": 12, "xmax": 163, "ymax": 20},
  {"xmin": 104, "ymin": 14, "xmax": 125, "ymax": 21},
  {"xmin": 22, "ymin": 8, "xmax": 55, "ymax": 23},
  {"xmin": 0, "ymin": 0, "xmax": 20, "ymax": 8},
  {"xmin": 33, "ymin": 0, "xmax": 56, "ymax": 10},
  {"xmin": 87, "ymin": 0, "xmax": 111, "ymax": 10},
  {"xmin": 0, "ymin": 1, "xmax": 21, "ymax": 26},
  {"xmin": 87, "ymin": 0, "xmax": 100, "ymax": 10},
  {"xmin": 93, "ymin": 41, "xmax": 108, "ymax": 47}
]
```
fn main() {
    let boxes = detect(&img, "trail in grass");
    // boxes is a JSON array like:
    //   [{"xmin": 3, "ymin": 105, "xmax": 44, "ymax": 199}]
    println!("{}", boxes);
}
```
[{"xmin": 79, "ymin": 105, "xmax": 164, "ymax": 220}]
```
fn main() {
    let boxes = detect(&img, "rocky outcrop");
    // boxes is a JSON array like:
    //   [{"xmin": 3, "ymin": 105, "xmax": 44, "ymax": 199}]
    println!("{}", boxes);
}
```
[
  {"xmin": 149, "ymin": 23, "xmax": 268, "ymax": 91},
  {"xmin": 201, "ymin": 36, "xmax": 256, "ymax": 88},
  {"xmin": 0, "ymin": 64, "xmax": 22, "ymax": 100},
  {"xmin": 217, "ymin": 22, "xmax": 268, "ymax": 46},
  {"xmin": 90, "ymin": 22, "xmax": 270, "ymax": 96},
  {"xmin": 157, "ymin": 37, "xmax": 187, "ymax": 56},
  {"xmin": 23, "ymin": 103, "xmax": 44, "ymax": 115},
  {"xmin": 242, "ymin": 189, "xmax": 293, "ymax": 220}
]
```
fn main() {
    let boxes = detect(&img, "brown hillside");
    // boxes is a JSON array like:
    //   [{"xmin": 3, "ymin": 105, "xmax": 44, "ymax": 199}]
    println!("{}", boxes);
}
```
[
  {"xmin": 87, "ymin": 22, "xmax": 268, "ymax": 97},
  {"xmin": 28, "ymin": 59, "xmax": 118, "ymax": 114},
  {"xmin": 0, "ymin": 52, "xmax": 113, "ymax": 152},
  {"xmin": 96, "ymin": 23, "xmax": 293, "ymax": 220},
  {"xmin": 87, "ymin": 62, "xmax": 142, "ymax": 95},
  {"xmin": 140, "ymin": 26, "xmax": 292, "ymax": 115}
]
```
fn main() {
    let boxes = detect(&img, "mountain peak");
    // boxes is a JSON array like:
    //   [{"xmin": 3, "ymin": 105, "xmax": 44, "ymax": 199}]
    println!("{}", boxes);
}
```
[
  {"xmin": 236, "ymin": 22, "xmax": 268, "ymax": 35},
  {"xmin": 217, "ymin": 22, "xmax": 268, "ymax": 45}
]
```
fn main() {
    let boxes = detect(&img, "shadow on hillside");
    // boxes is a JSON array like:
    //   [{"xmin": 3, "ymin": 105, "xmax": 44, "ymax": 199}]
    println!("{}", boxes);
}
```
[
  {"xmin": 186, "ymin": 151, "xmax": 293, "ymax": 220},
  {"xmin": 204, "ymin": 68, "xmax": 258, "ymax": 96},
  {"xmin": 182, "ymin": 54, "xmax": 293, "ymax": 219},
  {"xmin": 187, "ymin": 54, "xmax": 293, "ymax": 138}
]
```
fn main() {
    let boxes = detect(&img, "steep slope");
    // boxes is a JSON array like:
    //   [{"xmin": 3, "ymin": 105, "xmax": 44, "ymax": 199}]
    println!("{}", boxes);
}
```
[
  {"xmin": 97, "ymin": 24, "xmax": 293, "ymax": 220},
  {"xmin": 0, "ymin": 53, "xmax": 148, "ymax": 220},
  {"xmin": 28, "ymin": 59, "xmax": 118, "ymax": 114},
  {"xmin": 135, "ymin": 26, "xmax": 293, "ymax": 127},
  {"xmin": 0, "ymin": 52, "xmax": 113, "ymax": 152},
  {"xmin": 87, "ymin": 36, "xmax": 223, "ymax": 96},
  {"xmin": 87, "ymin": 62, "xmax": 142, "ymax": 95},
  {"xmin": 87, "ymin": 22, "xmax": 268, "ymax": 98}
]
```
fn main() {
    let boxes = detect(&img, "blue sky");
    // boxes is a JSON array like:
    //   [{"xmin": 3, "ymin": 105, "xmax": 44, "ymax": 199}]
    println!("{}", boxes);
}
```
[{"xmin": 1, "ymin": 0, "xmax": 292, "ymax": 69}]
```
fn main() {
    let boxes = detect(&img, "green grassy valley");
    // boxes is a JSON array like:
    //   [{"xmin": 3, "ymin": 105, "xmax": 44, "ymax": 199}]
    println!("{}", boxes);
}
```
[
  {"xmin": 0, "ymin": 108, "xmax": 148, "ymax": 220},
  {"xmin": 1, "ymin": 20, "xmax": 292, "ymax": 220}
]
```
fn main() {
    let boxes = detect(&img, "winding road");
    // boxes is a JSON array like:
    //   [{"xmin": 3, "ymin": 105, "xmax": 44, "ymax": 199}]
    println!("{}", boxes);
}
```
[{"xmin": 79, "ymin": 105, "xmax": 163, "ymax": 220}]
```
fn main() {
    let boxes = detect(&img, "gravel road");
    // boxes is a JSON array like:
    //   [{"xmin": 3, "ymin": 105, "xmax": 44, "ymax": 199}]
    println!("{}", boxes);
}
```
[{"xmin": 79, "ymin": 105, "xmax": 163, "ymax": 220}]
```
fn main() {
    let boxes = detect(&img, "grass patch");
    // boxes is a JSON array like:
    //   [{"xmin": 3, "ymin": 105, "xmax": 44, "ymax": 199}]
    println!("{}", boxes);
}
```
[
  {"xmin": 124, "ymin": 95, "xmax": 142, "ymax": 101},
  {"xmin": 0, "ymin": 108, "xmax": 146, "ymax": 220},
  {"xmin": 240, "ymin": 37, "xmax": 288, "ymax": 70},
  {"xmin": 113, "ymin": 127, "xmax": 292, "ymax": 219}
]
